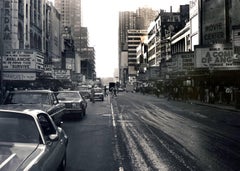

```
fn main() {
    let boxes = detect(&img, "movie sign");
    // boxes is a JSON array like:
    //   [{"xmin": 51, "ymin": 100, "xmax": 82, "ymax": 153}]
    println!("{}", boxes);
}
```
[
  {"xmin": 195, "ymin": 45, "xmax": 240, "ymax": 69},
  {"xmin": 3, "ymin": 50, "xmax": 44, "ymax": 71},
  {"xmin": 3, "ymin": 72, "xmax": 36, "ymax": 80},
  {"xmin": 202, "ymin": 0, "xmax": 226, "ymax": 45}
]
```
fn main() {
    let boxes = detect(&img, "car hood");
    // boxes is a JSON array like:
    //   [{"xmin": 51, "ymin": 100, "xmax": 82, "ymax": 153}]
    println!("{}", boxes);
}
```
[
  {"xmin": 0, "ymin": 143, "xmax": 42, "ymax": 170},
  {"xmin": 0, "ymin": 104, "xmax": 51, "ymax": 112}
]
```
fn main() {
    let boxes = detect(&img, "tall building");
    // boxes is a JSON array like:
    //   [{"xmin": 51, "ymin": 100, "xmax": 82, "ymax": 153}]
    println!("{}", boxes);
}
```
[
  {"xmin": 80, "ymin": 27, "xmax": 96, "ymax": 80},
  {"xmin": 0, "ymin": 0, "xmax": 47, "ymax": 89},
  {"xmin": 118, "ymin": 7, "xmax": 158, "ymax": 84},
  {"xmin": 46, "ymin": 1, "xmax": 62, "ymax": 69},
  {"xmin": 127, "ymin": 29, "xmax": 148, "ymax": 82},
  {"xmin": 55, "ymin": 0, "xmax": 82, "ymax": 73}
]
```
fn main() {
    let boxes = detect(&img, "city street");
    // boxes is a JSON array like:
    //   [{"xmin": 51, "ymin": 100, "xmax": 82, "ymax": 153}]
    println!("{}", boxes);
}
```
[{"xmin": 62, "ymin": 92, "xmax": 240, "ymax": 171}]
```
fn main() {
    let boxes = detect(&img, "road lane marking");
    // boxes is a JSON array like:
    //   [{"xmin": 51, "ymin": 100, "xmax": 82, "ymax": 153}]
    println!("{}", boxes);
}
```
[{"xmin": 111, "ymin": 103, "xmax": 116, "ymax": 127}]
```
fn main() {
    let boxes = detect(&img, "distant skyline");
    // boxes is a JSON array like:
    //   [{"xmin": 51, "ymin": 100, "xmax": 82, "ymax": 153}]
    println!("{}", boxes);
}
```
[
  {"xmin": 50, "ymin": 0, "xmax": 190, "ymax": 78},
  {"xmin": 82, "ymin": 0, "xmax": 190, "ymax": 78}
]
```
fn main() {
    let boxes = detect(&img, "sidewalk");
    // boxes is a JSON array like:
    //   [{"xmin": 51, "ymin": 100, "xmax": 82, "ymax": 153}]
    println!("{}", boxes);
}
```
[
  {"xmin": 186, "ymin": 100, "xmax": 240, "ymax": 113},
  {"xmin": 140, "ymin": 92, "xmax": 240, "ymax": 113}
]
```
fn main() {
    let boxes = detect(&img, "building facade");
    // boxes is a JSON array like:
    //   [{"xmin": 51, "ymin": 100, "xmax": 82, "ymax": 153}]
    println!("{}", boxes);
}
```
[{"xmin": 0, "ymin": 0, "xmax": 48, "ymax": 90}]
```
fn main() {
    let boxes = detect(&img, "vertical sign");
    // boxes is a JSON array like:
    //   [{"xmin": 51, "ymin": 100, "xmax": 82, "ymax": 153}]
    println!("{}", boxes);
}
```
[{"xmin": 201, "ymin": 0, "xmax": 226, "ymax": 45}]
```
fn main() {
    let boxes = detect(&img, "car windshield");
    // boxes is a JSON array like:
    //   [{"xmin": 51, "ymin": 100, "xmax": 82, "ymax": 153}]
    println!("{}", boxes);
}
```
[
  {"xmin": 56, "ymin": 92, "xmax": 81, "ymax": 100},
  {"xmin": 4, "ymin": 92, "xmax": 49, "ymax": 105},
  {"xmin": 0, "ymin": 112, "xmax": 40, "ymax": 143},
  {"xmin": 94, "ymin": 88, "xmax": 102, "ymax": 93}
]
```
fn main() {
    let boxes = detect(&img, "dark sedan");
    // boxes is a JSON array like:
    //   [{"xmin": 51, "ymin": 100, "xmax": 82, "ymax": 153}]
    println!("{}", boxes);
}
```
[
  {"xmin": 1, "ymin": 90, "xmax": 65, "ymax": 126},
  {"xmin": 55, "ymin": 90, "xmax": 87, "ymax": 119},
  {"xmin": 0, "ymin": 109, "xmax": 68, "ymax": 171}
]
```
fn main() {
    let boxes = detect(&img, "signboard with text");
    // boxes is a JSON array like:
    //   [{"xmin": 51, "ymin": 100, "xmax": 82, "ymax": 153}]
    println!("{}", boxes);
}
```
[
  {"xmin": 195, "ymin": 44, "xmax": 240, "ymax": 69},
  {"xmin": 3, "ymin": 72, "xmax": 36, "ymax": 80},
  {"xmin": 54, "ymin": 69, "xmax": 71, "ymax": 80},
  {"xmin": 3, "ymin": 50, "xmax": 44, "ymax": 71},
  {"xmin": 201, "ymin": 0, "xmax": 226, "ymax": 45}
]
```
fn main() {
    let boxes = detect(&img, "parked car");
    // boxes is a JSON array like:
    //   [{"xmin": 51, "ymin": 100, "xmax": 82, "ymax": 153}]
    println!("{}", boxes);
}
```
[
  {"xmin": 91, "ymin": 87, "xmax": 104, "ymax": 101},
  {"xmin": 1, "ymin": 90, "xmax": 65, "ymax": 126},
  {"xmin": 0, "ymin": 108, "xmax": 68, "ymax": 171},
  {"xmin": 55, "ymin": 90, "xmax": 87, "ymax": 119}
]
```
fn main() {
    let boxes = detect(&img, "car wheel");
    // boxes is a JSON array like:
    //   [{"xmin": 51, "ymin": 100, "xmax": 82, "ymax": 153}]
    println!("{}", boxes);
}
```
[{"xmin": 58, "ymin": 153, "xmax": 66, "ymax": 171}]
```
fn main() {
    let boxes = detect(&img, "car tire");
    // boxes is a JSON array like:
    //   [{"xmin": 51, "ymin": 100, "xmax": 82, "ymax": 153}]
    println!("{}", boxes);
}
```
[{"xmin": 58, "ymin": 153, "xmax": 67, "ymax": 171}]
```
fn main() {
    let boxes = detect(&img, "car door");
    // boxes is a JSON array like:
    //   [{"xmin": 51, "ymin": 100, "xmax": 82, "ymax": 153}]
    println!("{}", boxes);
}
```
[
  {"xmin": 48, "ymin": 93, "xmax": 64, "ymax": 126},
  {"xmin": 37, "ymin": 113, "xmax": 66, "ymax": 171}
]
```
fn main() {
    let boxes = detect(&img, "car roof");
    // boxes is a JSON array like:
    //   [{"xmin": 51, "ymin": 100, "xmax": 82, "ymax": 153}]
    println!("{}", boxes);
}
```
[
  {"xmin": 8, "ymin": 90, "xmax": 53, "ymax": 93},
  {"xmin": 57, "ymin": 90, "xmax": 80, "ymax": 93},
  {"xmin": 0, "ymin": 108, "xmax": 45, "ymax": 118}
]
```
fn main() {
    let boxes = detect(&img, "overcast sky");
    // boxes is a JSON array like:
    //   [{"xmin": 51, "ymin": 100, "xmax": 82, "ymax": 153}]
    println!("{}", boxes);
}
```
[
  {"xmin": 49, "ymin": 0, "xmax": 188, "ymax": 78},
  {"xmin": 82, "ymin": 0, "xmax": 190, "ymax": 78}
]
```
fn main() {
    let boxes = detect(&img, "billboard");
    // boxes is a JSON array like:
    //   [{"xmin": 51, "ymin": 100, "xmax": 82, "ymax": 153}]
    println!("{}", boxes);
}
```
[
  {"xmin": 54, "ymin": 69, "xmax": 71, "ymax": 80},
  {"xmin": 3, "ymin": 50, "xmax": 44, "ymax": 71},
  {"xmin": 195, "ymin": 44, "xmax": 240, "ymax": 69},
  {"xmin": 201, "ymin": 0, "xmax": 226, "ymax": 45},
  {"xmin": 3, "ymin": 72, "xmax": 36, "ymax": 80},
  {"xmin": 232, "ymin": 0, "xmax": 240, "ymax": 26}
]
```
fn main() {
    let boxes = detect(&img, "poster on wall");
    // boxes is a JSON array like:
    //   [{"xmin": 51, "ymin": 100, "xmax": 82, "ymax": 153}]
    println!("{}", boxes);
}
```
[{"xmin": 195, "ymin": 44, "xmax": 240, "ymax": 69}]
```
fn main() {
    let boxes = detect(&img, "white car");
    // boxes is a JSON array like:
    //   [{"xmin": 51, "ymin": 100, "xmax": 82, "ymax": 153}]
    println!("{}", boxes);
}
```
[{"xmin": 0, "ymin": 108, "xmax": 68, "ymax": 171}]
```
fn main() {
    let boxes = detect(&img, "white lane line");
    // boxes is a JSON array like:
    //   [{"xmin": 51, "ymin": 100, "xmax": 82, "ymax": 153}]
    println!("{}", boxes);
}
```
[
  {"xmin": 111, "ymin": 103, "xmax": 116, "ymax": 127},
  {"xmin": 0, "ymin": 153, "xmax": 16, "ymax": 169}
]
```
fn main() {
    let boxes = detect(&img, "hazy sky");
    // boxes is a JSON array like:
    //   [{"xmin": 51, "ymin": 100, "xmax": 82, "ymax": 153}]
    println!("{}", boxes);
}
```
[
  {"xmin": 82, "ymin": 0, "xmax": 190, "ymax": 78},
  {"xmin": 51, "ymin": 0, "xmax": 190, "ymax": 78}
]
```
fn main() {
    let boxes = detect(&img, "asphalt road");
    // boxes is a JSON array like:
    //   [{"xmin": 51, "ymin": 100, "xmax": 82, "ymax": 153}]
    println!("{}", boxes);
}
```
[
  {"xmin": 62, "ymin": 92, "xmax": 240, "ymax": 171},
  {"xmin": 62, "ymin": 97, "xmax": 118, "ymax": 171},
  {"xmin": 112, "ymin": 92, "xmax": 240, "ymax": 171}
]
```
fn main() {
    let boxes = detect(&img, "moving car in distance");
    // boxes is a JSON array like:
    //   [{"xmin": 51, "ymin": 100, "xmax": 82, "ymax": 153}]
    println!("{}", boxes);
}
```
[
  {"xmin": 0, "ymin": 109, "xmax": 68, "ymax": 171},
  {"xmin": 1, "ymin": 90, "xmax": 65, "ymax": 126},
  {"xmin": 77, "ymin": 86, "xmax": 91, "ymax": 99},
  {"xmin": 55, "ymin": 90, "xmax": 87, "ymax": 119},
  {"xmin": 91, "ymin": 87, "xmax": 104, "ymax": 101}
]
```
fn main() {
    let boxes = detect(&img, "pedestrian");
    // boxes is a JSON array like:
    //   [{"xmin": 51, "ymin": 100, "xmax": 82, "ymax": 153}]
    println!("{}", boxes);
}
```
[
  {"xmin": 104, "ymin": 86, "xmax": 108, "ymax": 96},
  {"xmin": 113, "ymin": 86, "xmax": 117, "ymax": 97}
]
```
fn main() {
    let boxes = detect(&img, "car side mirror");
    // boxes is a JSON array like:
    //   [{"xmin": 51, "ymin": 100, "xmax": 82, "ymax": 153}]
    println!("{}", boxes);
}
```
[{"xmin": 49, "ymin": 133, "xmax": 59, "ymax": 141}]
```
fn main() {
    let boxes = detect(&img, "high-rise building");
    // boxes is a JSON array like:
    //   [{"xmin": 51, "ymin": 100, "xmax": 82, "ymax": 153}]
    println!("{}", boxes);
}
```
[
  {"xmin": 118, "ymin": 7, "xmax": 158, "ymax": 84},
  {"xmin": 55, "ymin": 0, "xmax": 82, "ymax": 73}
]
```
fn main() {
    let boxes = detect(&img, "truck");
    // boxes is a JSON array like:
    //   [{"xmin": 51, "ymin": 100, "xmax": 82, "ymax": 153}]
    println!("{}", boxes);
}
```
[
  {"xmin": 125, "ymin": 84, "xmax": 134, "ymax": 93},
  {"xmin": 109, "ymin": 82, "xmax": 116, "ymax": 91}
]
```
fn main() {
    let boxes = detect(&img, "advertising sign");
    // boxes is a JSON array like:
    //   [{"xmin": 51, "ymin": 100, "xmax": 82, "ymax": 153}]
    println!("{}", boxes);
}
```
[
  {"xmin": 232, "ymin": 0, "xmax": 240, "ymax": 26},
  {"xmin": 189, "ymin": 0, "xmax": 198, "ymax": 19},
  {"xmin": 3, "ymin": 0, "xmax": 11, "ymax": 41},
  {"xmin": 201, "ymin": 0, "xmax": 226, "ymax": 45},
  {"xmin": 3, "ymin": 50, "xmax": 44, "ymax": 71},
  {"xmin": 3, "ymin": 72, "xmax": 36, "ymax": 80},
  {"xmin": 177, "ymin": 53, "xmax": 195, "ymax": 71},
  {"xmin": 195, "ymin": 44, "xmax": 240, "ymax": 69},
  {"xmin": 54, "ymin": 69, "xmax": 71, "ymax": 80}
]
